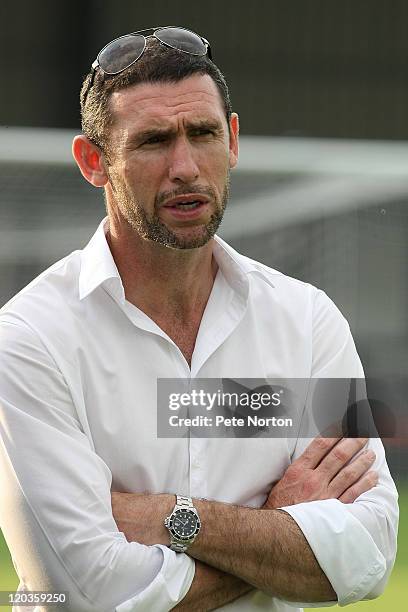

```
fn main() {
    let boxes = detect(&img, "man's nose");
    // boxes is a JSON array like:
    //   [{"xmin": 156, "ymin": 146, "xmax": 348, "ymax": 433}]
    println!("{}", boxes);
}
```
[{"xmin": 168, "ymin": 138, "xmax": 200, "ymax": 183}]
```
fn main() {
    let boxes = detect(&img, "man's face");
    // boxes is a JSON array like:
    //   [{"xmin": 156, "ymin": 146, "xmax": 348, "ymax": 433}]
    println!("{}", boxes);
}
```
[{"xmin": 104, "ymin": 74, "xmax": 238, "ymax": 250}]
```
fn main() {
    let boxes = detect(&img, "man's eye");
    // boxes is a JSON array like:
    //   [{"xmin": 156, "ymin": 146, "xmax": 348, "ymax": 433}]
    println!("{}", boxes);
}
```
[
  {"xmin": 143, "ymin": 135, "xmax": 167, "ymax": 145},
  {"xmin": 193, "ymin": 129, "xmax": 213, "ymax": 137}
]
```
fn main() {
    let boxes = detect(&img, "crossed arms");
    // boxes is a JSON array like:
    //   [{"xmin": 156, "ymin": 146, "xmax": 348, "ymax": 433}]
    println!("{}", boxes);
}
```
[
  {"xmin": 111, "ymin": 436, "xmax": 379, "ymax": 610},
  {"xmin": 0, "ymin": 320, "xmax": 399, "ymax": 611}
]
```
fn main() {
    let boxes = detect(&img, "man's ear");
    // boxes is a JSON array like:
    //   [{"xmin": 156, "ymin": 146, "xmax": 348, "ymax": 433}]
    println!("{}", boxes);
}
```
[
  {"xmin": 72, "ymin": 135, "xmax": 109, "ymax": 187},
  {"xmin": 228, "ymin": 112, "xmax": 239, "ymax": 169}
]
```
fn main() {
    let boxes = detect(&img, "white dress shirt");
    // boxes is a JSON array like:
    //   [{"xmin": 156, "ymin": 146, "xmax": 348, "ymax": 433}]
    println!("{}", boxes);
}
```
[{"xmin": 0, "ymin": 217, "xmax": 398, "ymax": 612}]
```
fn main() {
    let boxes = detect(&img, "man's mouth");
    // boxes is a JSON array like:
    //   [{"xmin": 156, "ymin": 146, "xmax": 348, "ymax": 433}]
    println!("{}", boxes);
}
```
[
  {"xmin": 163, "ymin": 195, "xmax": 209, "ymax": 210},
  {"xmin": 172, "ymin": 201, "xmax": 202, "ymax": 210}
]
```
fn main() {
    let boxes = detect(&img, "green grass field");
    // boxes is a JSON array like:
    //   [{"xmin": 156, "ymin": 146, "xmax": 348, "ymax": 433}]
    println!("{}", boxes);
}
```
[{"xmin": 1, "ymin": 484, "xmax": 407, "ymax": 611}]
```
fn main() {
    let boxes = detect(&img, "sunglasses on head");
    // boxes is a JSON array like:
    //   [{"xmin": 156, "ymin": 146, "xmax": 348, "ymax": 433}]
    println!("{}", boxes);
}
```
[{"xmin": 83, "ymin": 26, "xmax": 212, "ymax": 104}]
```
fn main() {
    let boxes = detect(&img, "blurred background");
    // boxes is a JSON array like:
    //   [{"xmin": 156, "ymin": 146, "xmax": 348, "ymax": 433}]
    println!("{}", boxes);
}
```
[{"xmin": 0, "ymin": 0, "xmax": 407, "ymax": 609}]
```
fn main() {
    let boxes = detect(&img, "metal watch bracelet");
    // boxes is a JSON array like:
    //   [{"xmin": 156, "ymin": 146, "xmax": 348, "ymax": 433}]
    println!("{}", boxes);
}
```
[{"xmin": 165, "ymin": 495, "xmax": 201, "ymax": 553}]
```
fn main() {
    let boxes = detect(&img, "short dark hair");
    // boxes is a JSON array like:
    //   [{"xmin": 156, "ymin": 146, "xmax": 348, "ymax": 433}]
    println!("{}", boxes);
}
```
[{"xmin": 80, "ymin": 37, "xmax": 232, "ymax": 157}]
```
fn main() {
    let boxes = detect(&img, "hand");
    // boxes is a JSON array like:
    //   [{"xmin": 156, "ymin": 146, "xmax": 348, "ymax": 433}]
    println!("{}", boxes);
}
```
[
  {"xmin": 264, "ymin": 436, "xmax": 378, "ymax": 509},
  {"xmin": 111, "ymin": 492, "xmax": 173, "ymax": 545}
]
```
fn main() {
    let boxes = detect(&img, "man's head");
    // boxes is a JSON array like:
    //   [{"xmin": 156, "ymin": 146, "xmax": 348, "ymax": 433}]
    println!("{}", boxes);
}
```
[
  {"xmin": 80, "ymin": 28, "xmax": 233, "ymax": 156},
  {"xmin": 73, "ymin": 27, "xmax": 239, "ymax": 250}
]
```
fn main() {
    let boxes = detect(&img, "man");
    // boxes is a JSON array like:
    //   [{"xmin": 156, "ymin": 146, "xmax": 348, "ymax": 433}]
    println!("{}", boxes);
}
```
[{"xmin": 0, "ymin": 26, "xmax": 398, "ymax": 611}]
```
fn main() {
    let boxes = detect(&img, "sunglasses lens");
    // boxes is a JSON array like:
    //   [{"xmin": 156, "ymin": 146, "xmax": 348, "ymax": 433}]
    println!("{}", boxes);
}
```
[
  {"xmin": 156, "ymin": 27, "xmax": 207, "ymax": 56},
  {"xmin": 98, "ymin": 34, "xmax": 145, "ymax": 74}
]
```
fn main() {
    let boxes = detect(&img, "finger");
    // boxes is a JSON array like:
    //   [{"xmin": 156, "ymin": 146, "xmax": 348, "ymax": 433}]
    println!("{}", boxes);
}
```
[
  {"xmin": 338, "ymin": 470, "xmax": 378, "ymax": 504},
  {"xmin": 294, "ymin": 436, "xmax": 342, "ymax": 470},
  {"xmin": 328, "ymin": 448, "xmax": 376, "ymax": 498},
  {"xmin": 316, "ymin": 437, "xmax": 368, "ymax": 479}
]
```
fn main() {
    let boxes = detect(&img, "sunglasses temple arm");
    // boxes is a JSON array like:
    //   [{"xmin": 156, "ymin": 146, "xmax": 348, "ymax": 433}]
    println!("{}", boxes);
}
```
[{"xmin": 82, "ymin": 66, "xmax": 98, "ymax": 107}]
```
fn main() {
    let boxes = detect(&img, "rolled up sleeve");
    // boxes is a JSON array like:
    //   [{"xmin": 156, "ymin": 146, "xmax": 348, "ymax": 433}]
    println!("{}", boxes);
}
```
[
  {"xmin": 280, "ymin": 444, "xmax": 398, "ymax": 606},
  {"xmin": 278, "ymin": 290, "xmax": 399, "ymax": 607},
  {"xmin": 0, "ymin": 320, "xmax": 195, "ymax": 611}
]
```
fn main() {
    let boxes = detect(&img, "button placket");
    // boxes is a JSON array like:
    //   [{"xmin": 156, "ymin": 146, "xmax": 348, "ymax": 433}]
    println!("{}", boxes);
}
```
[{"xmin": 189, "ymin": 436, "xmax": 207, "ymax": 499}]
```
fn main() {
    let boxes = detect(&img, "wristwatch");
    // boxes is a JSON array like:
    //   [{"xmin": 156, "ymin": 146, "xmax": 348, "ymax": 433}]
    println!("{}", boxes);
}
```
[{"xmin": 164, "ymin": 495, "xmax": 201, "ymax": 552}]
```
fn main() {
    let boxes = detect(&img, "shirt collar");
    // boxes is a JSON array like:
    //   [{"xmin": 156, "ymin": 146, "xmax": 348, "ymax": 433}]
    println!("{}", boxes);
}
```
[
  {"xmin": 79, "ymin": 217, "xmax": 275, "ymax": 302},
  {"xmin": 79, "ymin": 217, "xmax": 126, "ymax": 303},
  {"xmin": 213, "ymin": 235, "xmax": 276, "ymax": 291}
]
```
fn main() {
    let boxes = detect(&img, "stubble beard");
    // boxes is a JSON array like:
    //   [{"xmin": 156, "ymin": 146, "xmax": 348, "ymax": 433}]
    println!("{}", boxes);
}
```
[{"xmin": 110, "ymin": 174, "xmax": 230, "ymax": 250}]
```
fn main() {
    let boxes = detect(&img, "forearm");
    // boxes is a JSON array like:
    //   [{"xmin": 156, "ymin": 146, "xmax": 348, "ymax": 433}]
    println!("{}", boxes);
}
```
[
  {"xmin": 174, "ymin": 561, "xmax": 252, "ymax": 611},
  {"xmin": 189, "ymin": 499, "xmax": 336, "ymax": 603},
  {"xmin": 112, "ymin": 436, "xmax": 382, "ymax": 605},
  {"xmin": 112, "ymin": 493, "xmax": 253, "ymax": 609},
  {"xmin": 113, "ymin": 493, "xmax": 335, "ymax": 603}
]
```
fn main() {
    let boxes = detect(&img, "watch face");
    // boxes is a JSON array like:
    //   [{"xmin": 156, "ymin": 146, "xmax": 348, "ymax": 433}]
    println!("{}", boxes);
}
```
[{"xmin": 171, "ymin": 509, "xmax": 200, "ymax": 539}]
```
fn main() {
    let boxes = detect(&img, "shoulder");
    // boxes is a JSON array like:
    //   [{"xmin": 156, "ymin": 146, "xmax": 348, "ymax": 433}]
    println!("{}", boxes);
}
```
[
  {"xmin": 1, "ymin": 250, "xmax": 81, "ymax": 313},
  {"xmin": 0, "ymin": 250, "xmax": 82, "ymax": 358},
  {"xmin": 219, "ymin": 240, "xmax": 361, "ymax": 373},
  {"xmin": 228, "ymin": 242, "xmax": 343, "ymax": 321},
  {"xmin": 246, "ymin": 256, "xmax": 362, "ymax": 376}
]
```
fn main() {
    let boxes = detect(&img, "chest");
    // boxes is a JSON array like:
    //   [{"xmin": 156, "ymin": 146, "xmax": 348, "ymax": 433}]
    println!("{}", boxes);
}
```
[
  {"xmin": 67, "ymin": 303, "xmax": 311, "ymax": 503},
  {"xmin": 156, "ymin": 317, "xmax": 202, "ymax": 366},
  {"xmin": 170, "ymin": 328, "xmax": 197, "ymax": 365}
]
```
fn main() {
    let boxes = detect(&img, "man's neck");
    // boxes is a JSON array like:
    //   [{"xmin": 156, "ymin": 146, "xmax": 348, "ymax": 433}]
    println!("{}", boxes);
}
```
[{"xmin": 105, "ymin": 223, "xmax": 218, "ymax": 324}]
